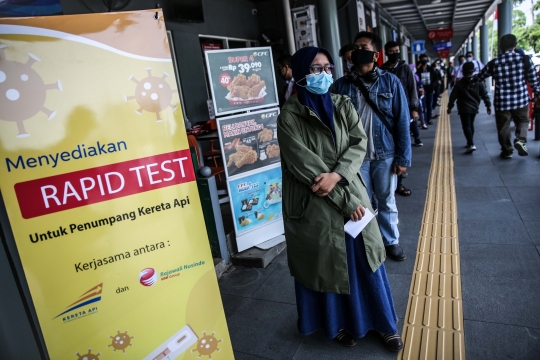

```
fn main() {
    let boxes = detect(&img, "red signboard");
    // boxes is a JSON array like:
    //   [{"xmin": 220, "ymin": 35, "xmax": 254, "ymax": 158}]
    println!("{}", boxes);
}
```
[
  {"xmin": 202, "ymin": 42, "xmax": 222, "ymax": 51},
  {"xmin": 428, "ymin": 28, "xmax": 454, "ymax": 40},
  {"xmin": 437, "ymin": 50, "xmax": 450, "ymax": 59},
  {"xmin": 14, "ymin": 150, "xmax": 195, "ymax": 219}
]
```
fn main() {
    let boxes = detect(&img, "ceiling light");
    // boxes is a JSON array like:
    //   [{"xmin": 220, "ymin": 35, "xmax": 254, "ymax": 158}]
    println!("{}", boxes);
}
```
[
  {"xmin": 432, "ymin": 0, "xmax": 441, "ymax": 3},
  {"xmin": 436, "ymin": 12, "xmax": 442, "ymax": 15},
  {"xmin": 438, "ymin": 21, "xmax": 445, "ymax": 24}
]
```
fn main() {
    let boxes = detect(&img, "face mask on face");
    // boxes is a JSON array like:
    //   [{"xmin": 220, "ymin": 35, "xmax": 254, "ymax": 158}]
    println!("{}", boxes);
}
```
[
  {"xmin": 421, "ymin": 59, "xmax": 428, "ymax": 65},
  {"xmin": 466, "ymin": 57, "xmax": 473, "ymax": 62},
  {"xmin": 459, "ymin": 59, "xmax": 465, "ymax": 64},
  {"xmin": 351, "ymin": 49, "xmax": 377, "ymax": 66},
  {"xmin": 299, "ymin": 72, "xmax": 334, "ymax": 95},
  {"xmin": 279, "ymin": 66, "xmax": 289, "ymax": 80},
  {"xmin": 387, "ymin": 52, "xmax": 400, "ymax": 63},
  {"xmin": 346, "ymin": 61, "xmax": 354, "ymax": 71}
]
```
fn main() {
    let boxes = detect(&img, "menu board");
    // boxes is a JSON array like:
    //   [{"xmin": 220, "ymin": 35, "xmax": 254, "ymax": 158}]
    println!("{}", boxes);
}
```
[
  {"xmin": 227, "ymin": 166, "xmax": 283, "ymax": 236},
  {"xmin": 218, "ymin": 109, "xmax": 280, "ymax": 178},
  {"xmin": 204, "ymin": 47, "xmax": 279, "ymax": 116}
]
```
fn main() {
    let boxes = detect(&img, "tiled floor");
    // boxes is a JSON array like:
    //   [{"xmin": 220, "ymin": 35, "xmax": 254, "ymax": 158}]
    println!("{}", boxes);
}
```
[{"xmin": 218, "ymin": 102, "xmax": 540, "ymax": 359}]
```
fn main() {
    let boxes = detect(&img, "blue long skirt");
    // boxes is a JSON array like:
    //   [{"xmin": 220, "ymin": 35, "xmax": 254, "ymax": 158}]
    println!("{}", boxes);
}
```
[{"xmin": 294, "ymin": 233, "xmax": 398, "ymax": 339}]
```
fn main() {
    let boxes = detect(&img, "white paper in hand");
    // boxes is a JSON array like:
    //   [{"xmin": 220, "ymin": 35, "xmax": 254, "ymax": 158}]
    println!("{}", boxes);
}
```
[{"xmin": 344, "ymin": 208, "xmax": 375, "ymax": 238}]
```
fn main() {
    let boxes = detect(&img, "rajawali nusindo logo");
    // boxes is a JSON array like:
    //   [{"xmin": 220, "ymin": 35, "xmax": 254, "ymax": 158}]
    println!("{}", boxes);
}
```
[
  {"xmin": 54, "ymin": 283, "xmax": 102, "ymax": 323},
  {"xmin": 139, "ymin": 268, "xmax": 158, "ymax": 286}
]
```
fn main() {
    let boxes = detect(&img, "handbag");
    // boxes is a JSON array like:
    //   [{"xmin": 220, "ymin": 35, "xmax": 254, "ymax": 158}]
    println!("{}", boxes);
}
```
[{"xmin": 351, "ymin": 76, "xmax": 395, "ymax": 135}]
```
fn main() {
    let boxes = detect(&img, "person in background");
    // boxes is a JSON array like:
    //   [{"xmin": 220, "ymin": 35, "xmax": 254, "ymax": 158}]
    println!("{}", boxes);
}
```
[
  {"xmin": 333, "ymin": 31, "xmax": 412, "ymax": 262},
  {"xmin": 474, "ymin": 34, "xmax": 540, "ymax": 158},
  {"xmin": 339, "ymin": 44, "xmax": 354, "ymax": 76},
  {"xmin": 463, "ymin": 51, "xmax": 484, "ymax": 75},
  {"xmin": 411, "ymin": 63, "xmax": 427, "ymax": 129},
  {"xmin": 447, "ymin": 62, "xmax": 492, "ymax": 154},
  {"xmin": 452, "ymin": 55, "xmax": 466, "ymax": 82},
  {"xmin": 381, "ymin": 41, "xmax": 422, "ymax": 198},
  {"xmin": 447, "ymin": 61, "xmax": 455, "ymax": 88},
  {"xmin": 432, "ymin": 60, "xmax": 443, "ymax": 109},
  {"xmin": 277, "ymin": 54, "xmax": 297, "ymax": 105},
  {"xmin": 417, "ymin": 54, "xmax": 437, "ymax": 127},
  {"xmin": 277, "ymin": 46, "xmax": 403, "ymax": 352}
]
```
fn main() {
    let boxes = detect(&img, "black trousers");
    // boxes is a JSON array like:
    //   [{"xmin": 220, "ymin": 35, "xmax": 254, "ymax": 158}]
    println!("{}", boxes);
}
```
[{"xmin": 459, "ymin": 113, "xmax": 477, "ymax": 146}]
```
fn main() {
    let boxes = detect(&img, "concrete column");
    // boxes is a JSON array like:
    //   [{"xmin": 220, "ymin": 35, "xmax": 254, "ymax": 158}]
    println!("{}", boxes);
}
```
[
  {"xmin": 480, "ymin": 17, "xmax": 489, "ymax": 64},
  {"xmin": 283, "ymin": 0, "xmax": 296, "ymax": 55},
  {"xmin": 467, "ymin": 38, "xmax": 472, "ymax": 52},
  {"xmin": 317, "ymin": 0, "xmax": 343, "ymax": 78},
  {"xmin": 480, "ymin": 16, "xmax": 491, "ymax": 93},
  {"xmin": 472, "ymin": 32, "xmax": 478, "ymax": 59},
  {"xmin": 498, "ymin": 0, "xmax": 512, "ymax": 39}
]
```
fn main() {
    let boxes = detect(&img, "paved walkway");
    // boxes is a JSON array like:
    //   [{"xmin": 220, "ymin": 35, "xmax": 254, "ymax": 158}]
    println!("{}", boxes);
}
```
[{"xmin": 218, "ymin": 100, "xmax": 540, "ymax": 360}]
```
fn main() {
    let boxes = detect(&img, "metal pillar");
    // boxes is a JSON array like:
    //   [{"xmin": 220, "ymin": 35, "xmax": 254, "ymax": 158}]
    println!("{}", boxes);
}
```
[
  {"xmin": 480, "ymin": 16, "xmax": 491, "ymax": 93},
  {"xmin": 467, "ymin": 38, "xmax": 472, "ymax": 52},
  {"xmin": 317, "ymin": 0, "xmax": 343, "ymax": 78},
  {"xmin": 498, "ymin": 0, "xmax": 512, "ymax": 40},
  {"xmin": 472, "ymin": 32, "xmax": 478, "ymax": 59},
  {"xmin": 283, "ymin": 0, "xmax": 296, "ymax": 55}
]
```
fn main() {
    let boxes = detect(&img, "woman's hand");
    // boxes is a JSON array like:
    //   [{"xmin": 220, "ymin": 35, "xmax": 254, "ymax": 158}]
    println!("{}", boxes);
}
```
[
  {"xmin": 350, "ymin": 204, "xmax": 365, "ymax": 221},
  {"xmin": 311, "ymin": 172, "xmax": 342, "ymax": 197}
]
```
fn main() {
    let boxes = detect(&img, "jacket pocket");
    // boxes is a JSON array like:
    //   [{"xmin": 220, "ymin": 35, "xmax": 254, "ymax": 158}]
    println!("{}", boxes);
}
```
[
  {"xmin": 374, "ymin": 92, "xmax": 393, "ymax": 112},
  {"xmin": 285, "ymin": 179, "xmax": 310, "ymax": 221}
]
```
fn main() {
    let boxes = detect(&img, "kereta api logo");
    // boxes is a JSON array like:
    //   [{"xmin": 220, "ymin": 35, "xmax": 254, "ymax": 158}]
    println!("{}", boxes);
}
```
[
  {"xmin": 139, "ymin": 268, "xmax": 158, "ymax": 286},
  {"xmin": 54, "ymin": 283, "xmax": 102, "ymax": 322}
]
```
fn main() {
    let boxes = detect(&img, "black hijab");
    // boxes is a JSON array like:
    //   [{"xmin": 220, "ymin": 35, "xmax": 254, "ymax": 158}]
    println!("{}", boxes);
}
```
[{"xmin": 291, "ymin": 46, "xmax": 335, "ymax": 135}]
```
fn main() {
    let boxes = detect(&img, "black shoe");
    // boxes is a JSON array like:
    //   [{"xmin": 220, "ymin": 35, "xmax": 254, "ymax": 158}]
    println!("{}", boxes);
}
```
[
  {"xmin": 381, "ymin": 333, "xmax": 404, "ymax": 352},
  {"xmin": 385, "ymin": 244, "xmax": 406, "ymax": 261},
  {"xmin": 500, "ymin": 151, "xmax": 513, "ymax": 159},
  {"xmin": 414, "ymin": 139, "xmax": 423, "ymax": 147},
  {"xmin": 335, "ymin": 329, "xmax": 357, "ymax": 347}
]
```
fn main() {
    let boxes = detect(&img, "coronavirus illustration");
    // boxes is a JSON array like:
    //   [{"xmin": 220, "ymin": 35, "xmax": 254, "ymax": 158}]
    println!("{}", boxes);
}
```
[
  {"xmin": 124, "ymin": 67, "xmax": 178, "ymax": 122},
  {"xmin": 0, "ymin": 44, "xmax": 62, "ymax": 138},
  {"xmin": 191, "ymin": 331, "xmax": 222, "ymax": 359},
  {"xmin": 107, "ymin": 329, "xmax": 134, "ymax": 353},
  {"xmin": 75, "ymin": 349, "xmax": 100, "ymax": 360}
]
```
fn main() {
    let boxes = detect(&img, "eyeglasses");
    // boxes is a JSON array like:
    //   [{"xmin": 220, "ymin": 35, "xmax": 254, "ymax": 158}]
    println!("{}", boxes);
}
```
[{"xmin": 309, "ymin": 64, "xmax": 335, "ymax": 75}]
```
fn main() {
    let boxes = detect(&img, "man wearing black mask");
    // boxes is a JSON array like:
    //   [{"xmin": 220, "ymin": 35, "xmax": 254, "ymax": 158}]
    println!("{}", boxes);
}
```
[
  {"xmin": 276, "ymin": 54, "xmax": 296, "ymax": 105},
  {"xmin": 332, "ymin": 32, "xmax": 411, "ymax": 264},
  {"xmin": 381, "ymin": 41, "xmax": 422, "ymax": 199},
  {"xmin": 417, "ymin": 54, "xmax": 437, "ymax": 127}
]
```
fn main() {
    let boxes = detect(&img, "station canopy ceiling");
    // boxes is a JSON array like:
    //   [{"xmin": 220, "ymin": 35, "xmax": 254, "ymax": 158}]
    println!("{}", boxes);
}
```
[{"xmin": 377, "ymin": 0, "xmax": 496, "ymax": 57}]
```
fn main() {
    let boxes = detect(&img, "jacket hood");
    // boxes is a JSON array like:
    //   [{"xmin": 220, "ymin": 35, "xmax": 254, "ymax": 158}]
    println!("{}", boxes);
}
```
[{"xmin": 282, "ymin": 93, "xmax": 349, "ymax": 118}]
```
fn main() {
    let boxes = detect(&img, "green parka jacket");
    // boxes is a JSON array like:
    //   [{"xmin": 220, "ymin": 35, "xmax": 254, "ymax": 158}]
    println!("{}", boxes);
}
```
[{"xmin": 277, "ymin": 93, "xmax": 386, "ymax": 295}]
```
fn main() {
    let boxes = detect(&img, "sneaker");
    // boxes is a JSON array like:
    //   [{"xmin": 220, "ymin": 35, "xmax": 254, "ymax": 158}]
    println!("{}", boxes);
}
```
[
  {"xmin": 465, "ymin": 145, "xmax": 476, "ymax": 154},
  {"xmin": 422, "ymin": 124, "xmax": 428, "ymax": 129},
  {"xmin": 414, "ymin": 139, "xmax": 424, "ymax": 147},
  {"xmin": 428, "ymin": 121, "xmax": 434, "ymax": 125},
  {"xmin": 385, "ymin": 244, "xmax": 406, "ymax": 261},
  {"xmin": 500, "ymin": 151, "xmax": 513, "ymax": 159},
  {"xmin": 335, "ymin": 329, "xmax": 357, "ymax": 347},
  {"xmin": 381, "ymin": 333, "xmax": 404, "ymax": 352},
  {"xmin": 514, "ymin": 140, "xmax": 529, "ymax": 156}
]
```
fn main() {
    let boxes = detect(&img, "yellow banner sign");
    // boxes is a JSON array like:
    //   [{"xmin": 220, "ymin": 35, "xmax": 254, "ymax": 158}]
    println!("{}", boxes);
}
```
[{"xmin": 0, "ymin": 10, "xmax": 233, "ymax": 360}]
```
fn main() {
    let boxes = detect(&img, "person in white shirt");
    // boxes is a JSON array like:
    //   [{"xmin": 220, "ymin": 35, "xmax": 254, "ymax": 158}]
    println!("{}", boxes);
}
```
[{"xmin": 452, "ymin": 55, "xmax": 465, "ymax": 81}]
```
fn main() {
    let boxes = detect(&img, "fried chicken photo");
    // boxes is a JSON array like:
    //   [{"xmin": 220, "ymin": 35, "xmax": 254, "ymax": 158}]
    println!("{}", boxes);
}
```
[
  {"xmin": 246, "ymin": 73, "xmax": 261, "ymax": 88},
  {"xmin": 230, "ymin": 85, "xmax": 250, "ymax": 99},
  {"xmin": 266, "ymin": 144, "xmax": 280, "ymax": 158},
  {"xmin": 227, "ymin": 74, "xmax": 248, "ymax": 91},
  {"xmin": 227, "ymin": 144, "xmax": 258, "ymax": 168},
  {"xmin": 258, "ymin": 128, "xmax": 273, "ymax": 142},
  {"xmin": 248, "ymin": 81, "xmax": 266, "ymax": 98}
]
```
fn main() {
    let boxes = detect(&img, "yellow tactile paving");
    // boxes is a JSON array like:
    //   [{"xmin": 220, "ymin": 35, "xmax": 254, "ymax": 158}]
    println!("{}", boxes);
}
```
[{"xmin": 399, "ymin": 93, "xmax": 465, "ymax": 360}]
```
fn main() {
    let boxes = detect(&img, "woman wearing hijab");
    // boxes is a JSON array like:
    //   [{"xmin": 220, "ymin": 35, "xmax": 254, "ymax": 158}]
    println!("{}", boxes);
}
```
[{"xmin": 277, "ymin": 47, "xmax": 403, "ymax": 352}]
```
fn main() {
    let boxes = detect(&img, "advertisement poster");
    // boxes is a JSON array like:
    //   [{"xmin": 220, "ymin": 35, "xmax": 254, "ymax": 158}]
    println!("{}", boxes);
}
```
[
  {"xmin": 0, "ymin": 10, "xmax": 233, "ymax": 360},
  {"xmin": 228, "ymin": 166, "xmax": 283, "ymax": 236},
  {"xmin": 356, "ymin": 1, "xmax": 366, "ymax": 32},
  {"xmin": 218, "ymin": 109, "xmax": 280, "ymax": 178},
  {"xmin": 204, "ymin": 47, "xmax": 279, "ymax": 116}
]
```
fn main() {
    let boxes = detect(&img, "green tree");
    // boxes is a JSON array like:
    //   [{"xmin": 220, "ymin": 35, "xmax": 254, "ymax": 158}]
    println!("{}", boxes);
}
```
[{"xmin": 513, "ymin": 10, "xmax": 530, "ymax": 49}]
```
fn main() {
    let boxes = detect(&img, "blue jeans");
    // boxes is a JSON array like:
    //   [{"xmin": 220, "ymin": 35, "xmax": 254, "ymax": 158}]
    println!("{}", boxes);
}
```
[{"xmin": 360, "ymin": 158, "xmax": 399, "ymax": 246}]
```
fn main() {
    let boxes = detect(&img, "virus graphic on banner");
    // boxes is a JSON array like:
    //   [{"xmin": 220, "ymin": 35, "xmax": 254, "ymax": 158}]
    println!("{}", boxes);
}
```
[
  {"xmin": 191, "ymin": 331, "xmax": 222, "ymax": 359},
  {"xmin": 108, "ymin": 329, "xmax": 134, "ymax": 353},
  {"xmin": 0, "ymin": 44, "xmax": 62, "ymax": 138},
  {"xmin": 75, "ymin": 349, "xmax": 101, "ymax": 360},
  {"xmin": 124, "ymin": 67, "xmax": 178, "ymax": 122}
]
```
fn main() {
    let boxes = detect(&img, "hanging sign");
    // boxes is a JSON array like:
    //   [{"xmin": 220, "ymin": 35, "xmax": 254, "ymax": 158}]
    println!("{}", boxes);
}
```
[
  {"xmin": 204, "ymin": 47, "xmax": 279, "ymax": 116},
  {"xmin": 0, "ymin": 10, "xmax": 233, "ymax": 360},
  {"xmin": 428, "ymin": 28, "xmax": 454, "ymax": 40},
  {"xmin": 433, "ymin": 41, "xmax": 452, "ymax": 51},
  {"xmin": 412, "ymin": 40, "xmax": 426, "ymax": 54},
  {"xmin": 357, "ymin": 1, "xmax": 366, "ymax": 32}
]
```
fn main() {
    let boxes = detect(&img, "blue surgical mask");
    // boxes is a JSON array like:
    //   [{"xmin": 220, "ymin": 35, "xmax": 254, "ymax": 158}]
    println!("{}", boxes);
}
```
[
  {"xmin": 466, "ymin": 57, "xmax": 473, "ymax": 62},
  {"xmin": 300, "ymin": 72, "xmax": 334, "ymax": 95}
]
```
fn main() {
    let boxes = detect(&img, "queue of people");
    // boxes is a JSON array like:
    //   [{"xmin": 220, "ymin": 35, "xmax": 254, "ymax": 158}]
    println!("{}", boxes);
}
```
[{"xmin": 274, "ymin": 31, "xmax": 537, "ymax": 354}]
